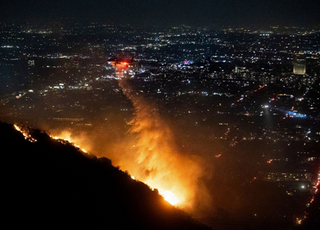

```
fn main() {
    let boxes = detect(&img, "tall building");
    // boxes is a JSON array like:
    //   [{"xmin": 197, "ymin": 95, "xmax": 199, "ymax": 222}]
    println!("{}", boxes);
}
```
[{"xmin": 293, "ymin": 56, "xmax": 306, "ymax": 75}]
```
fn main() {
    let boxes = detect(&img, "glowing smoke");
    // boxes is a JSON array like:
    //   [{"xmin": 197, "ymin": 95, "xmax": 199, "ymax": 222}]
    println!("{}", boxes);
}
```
[{"xmin": 113, "ymin": 69, "xmax": 210, "ymax": 212}]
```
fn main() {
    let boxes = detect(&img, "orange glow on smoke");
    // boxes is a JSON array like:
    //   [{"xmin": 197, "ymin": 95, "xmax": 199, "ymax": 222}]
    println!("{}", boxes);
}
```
[{"xmin": 108, "ymin": 66, "xmax": 204, "ymax": 209}]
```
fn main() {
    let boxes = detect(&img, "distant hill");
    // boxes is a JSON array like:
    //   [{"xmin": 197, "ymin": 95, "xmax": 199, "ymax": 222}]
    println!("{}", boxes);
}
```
[{"xmin": 0, "ymin": 122, "xmax": 210, "ymax": 230}]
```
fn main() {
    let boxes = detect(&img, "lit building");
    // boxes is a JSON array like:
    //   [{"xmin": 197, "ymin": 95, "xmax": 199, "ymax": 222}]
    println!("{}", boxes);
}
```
[
  {"xmin": 293, "ymin": 56, "xmax": 306, "ymax": 75},
  {"xmin": 261, "ymin": 172, "xmax": 312, "ymax": 182},
  {"xmin": 28, "ymin": 60, "xmax": 35, "ymax": 67}
]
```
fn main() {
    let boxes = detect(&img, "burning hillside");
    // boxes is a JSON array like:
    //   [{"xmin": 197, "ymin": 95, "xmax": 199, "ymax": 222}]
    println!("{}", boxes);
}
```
[{"xmin": 1, "ymin": 122, "xmax": 211, "ymax": 230}]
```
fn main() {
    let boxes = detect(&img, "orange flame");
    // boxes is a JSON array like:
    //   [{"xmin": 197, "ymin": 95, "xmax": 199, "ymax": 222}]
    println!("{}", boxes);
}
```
[
  {"xmin": 14, "ymin": 124, "xmax": 37, "ymax": 143},
  {"xmin": 49, "ymin": 131, "xmax": 91, "ymax": 154}
]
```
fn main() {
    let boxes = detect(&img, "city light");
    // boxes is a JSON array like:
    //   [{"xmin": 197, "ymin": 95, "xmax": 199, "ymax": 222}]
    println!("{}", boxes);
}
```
[{"xmin": 2, "ymin": 21, "xmax": 320, "ymax": 228}]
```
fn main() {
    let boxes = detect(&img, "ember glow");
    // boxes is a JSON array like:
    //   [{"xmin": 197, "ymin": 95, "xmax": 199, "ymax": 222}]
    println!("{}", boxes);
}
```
[
  {"xmin": 310, "ymin": 171, "xmax": 320, "ymax": 205},
  {"xmin": 14, "ymin": 124, "xmax": 37, "ymax": 143}
]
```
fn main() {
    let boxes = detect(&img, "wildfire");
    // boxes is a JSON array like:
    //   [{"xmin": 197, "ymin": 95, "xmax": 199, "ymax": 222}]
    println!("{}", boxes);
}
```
[
  {"xmin": 50, "ymin": 131, "xmax": 89, "ymax": 154},
  {"xmin": 129, "ymin": 174, "xmax": 180, "ymax": 205},
  {"xmin": 14, "ymin": 121, "xmax": 182, "ymax": 206},
  {"xmin": 14, "ymin": 124, "xmax": 37, "ymax": 143},
  {"xmin": 44, "ymin": 61, "xmax": 205, "ymax": 210},
  {"xmin": 160, "ymin": 190, "xmax": 180, "ymax": 205},
  {"xmin": 49, "ymin": 130, "xmax": 184, "ymax": 206},
  {"xmin": 105, "ymin": 62, "xmax": 204, "ymax": 209}
]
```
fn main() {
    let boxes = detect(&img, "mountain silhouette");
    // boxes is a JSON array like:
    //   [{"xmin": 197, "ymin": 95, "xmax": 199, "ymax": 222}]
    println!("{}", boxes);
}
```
[{"xmin": 1, "ymin": 122, "xmax": 210, "ymax": 230}]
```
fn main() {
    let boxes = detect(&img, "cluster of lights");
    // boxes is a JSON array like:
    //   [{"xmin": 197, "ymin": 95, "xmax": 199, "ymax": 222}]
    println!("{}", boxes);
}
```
[{"xmin": 234, "ymin": 84, "xmax": 266, "ymax": 104}]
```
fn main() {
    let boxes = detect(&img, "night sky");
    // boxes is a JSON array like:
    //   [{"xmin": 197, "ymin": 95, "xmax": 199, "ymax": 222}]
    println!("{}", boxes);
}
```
[{"xmin": 1, "ymin": 0, "xmax": 320, "ymax": 26}]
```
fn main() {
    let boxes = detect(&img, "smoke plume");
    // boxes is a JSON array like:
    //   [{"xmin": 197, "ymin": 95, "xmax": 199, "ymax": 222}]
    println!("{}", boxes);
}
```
[{"xmin": 114, "ymin": 74, "xmax": 211, "ymax": 214}]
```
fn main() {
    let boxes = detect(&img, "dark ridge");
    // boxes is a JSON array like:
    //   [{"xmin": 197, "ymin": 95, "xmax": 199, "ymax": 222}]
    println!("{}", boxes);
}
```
[{"xmin": 1, "ymin": 122, "xmax": 210, "ymax": 230}]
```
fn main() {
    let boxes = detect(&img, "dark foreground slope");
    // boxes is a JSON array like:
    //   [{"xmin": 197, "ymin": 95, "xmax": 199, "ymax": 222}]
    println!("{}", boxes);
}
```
[{"xmin": 0, "ymin": 122, "xmax": 210, "ymax": 230}]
